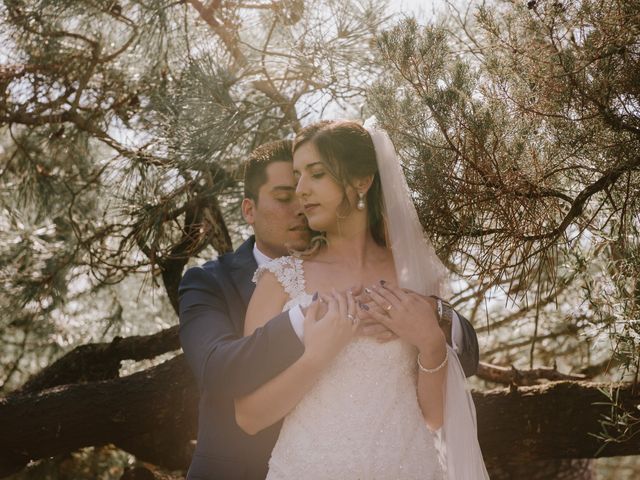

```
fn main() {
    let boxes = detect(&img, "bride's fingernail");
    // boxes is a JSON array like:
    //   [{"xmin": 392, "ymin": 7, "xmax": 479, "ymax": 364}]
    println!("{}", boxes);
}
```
[
  {"xmin": 312, "ymin": 291, "xmax": 318, "ymax": 301},
  {"xmin": 379, "ymin": 280, "xmax": 386, "ymax": 286},
  {"xmin": 361, "ymin": 303, "xmax": 369, "ymax": 311}
]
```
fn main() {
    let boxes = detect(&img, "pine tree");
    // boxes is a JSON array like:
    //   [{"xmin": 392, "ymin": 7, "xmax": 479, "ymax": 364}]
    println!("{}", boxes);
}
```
[
  {"xmin": 1, "ymin": 0, "xmax": 639, "ymax": 478},
  {"xmin": 370, "ymin": 2, "xmax": 639, "ymax": 477}
]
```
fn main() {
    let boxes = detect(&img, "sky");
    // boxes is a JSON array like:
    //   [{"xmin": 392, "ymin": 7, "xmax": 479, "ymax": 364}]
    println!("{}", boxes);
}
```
[{"xmin": 388, "ymin": 0, "xmax": 446, "ymax": 20}]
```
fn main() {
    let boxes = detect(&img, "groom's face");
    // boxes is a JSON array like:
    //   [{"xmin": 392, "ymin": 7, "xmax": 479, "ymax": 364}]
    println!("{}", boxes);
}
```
[{"xmin": 242, "ymin": 161, "xmax": 310, "ymax": 258}]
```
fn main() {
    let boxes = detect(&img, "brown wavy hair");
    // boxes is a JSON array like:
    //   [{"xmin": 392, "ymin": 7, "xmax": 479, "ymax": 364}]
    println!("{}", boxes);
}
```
[{"xmin": 291, "ymin": 120, "xmax": 387, "ymax": 256}]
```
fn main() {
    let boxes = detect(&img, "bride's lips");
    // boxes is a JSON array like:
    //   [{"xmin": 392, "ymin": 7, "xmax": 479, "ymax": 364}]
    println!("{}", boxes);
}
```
[{"xmin": 304, "ymin": 203, "xmax": 319, "ymax": 213}]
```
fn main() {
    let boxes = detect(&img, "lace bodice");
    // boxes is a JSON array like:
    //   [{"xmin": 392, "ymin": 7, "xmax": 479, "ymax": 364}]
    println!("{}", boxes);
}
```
[
  {"xmin": 254, "ymin": 256, "xmax": 444, "ymax": 480},
  {"xmin": 253, "ymin": 255, "xmax": 313, "ymax": 311}
]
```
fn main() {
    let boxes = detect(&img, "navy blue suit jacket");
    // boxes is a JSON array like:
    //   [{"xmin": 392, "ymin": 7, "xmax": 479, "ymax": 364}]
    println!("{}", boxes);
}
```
[
  {"xmin": 179, "ymin": 237, "xmax": 304, "ymax": 479},
  {"xmin": 178, "ymin": 236, "xmax": 479, "ymax": 480}
]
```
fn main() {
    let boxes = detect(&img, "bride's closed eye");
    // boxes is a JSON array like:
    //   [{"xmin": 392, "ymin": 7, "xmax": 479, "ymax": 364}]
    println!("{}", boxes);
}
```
[{"xmin": 308, "ymin": 165, "xmax": 327, "ymax": 178}]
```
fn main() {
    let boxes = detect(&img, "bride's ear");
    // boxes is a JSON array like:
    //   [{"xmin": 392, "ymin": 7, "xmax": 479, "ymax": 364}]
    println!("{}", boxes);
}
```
[{"xmin": 353, "ymin": 175, "xmax": 374, "ymax": 195}]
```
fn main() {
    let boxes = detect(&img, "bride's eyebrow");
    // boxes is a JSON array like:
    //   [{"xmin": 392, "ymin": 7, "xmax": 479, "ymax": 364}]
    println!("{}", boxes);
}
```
[{"xmin": 293, "ymin": 162, "xmax": 323, "ymax": 175}]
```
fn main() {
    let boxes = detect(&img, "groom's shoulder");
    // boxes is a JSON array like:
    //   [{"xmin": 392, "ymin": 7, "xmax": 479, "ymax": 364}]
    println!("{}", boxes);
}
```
[
  {"xmin": 180, "ymin": 237, "xmax": 254, "ymax": 289},
  {"xmin": 182, "ymin": 253, "xmax": 233, "ymax": 283},
  {"xmin": 178, "ymin": 259, "xmax": 232, "ymax": 306}
]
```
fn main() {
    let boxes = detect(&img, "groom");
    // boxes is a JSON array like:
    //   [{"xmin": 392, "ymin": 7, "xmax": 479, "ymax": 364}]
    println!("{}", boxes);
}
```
[{"xmin": 178, "ymin": 140, "xmax": 480, "ymax": 480}]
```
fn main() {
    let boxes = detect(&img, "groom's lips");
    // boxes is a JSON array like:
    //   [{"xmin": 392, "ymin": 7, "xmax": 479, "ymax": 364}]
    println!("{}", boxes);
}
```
[{"xmin": 289, "ymin": 224, "xmax": 309, "ymax": 232}]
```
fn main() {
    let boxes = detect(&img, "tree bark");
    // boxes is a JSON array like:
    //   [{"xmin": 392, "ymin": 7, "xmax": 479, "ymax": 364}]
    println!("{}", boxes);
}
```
[
  {"xmin": 1, "ymin": 359, "xmax": 638, "ymax": 478},
  {"xmin": 0, "ymin": 355, "xmax": 197, "ymax": 477},
  {"xmin": 16, "ymin": 326, "xmax": 181, "ymax": 395},
  {"xmin": 476, "ymin": 381, "xmax": 640, "ymax": 473}
]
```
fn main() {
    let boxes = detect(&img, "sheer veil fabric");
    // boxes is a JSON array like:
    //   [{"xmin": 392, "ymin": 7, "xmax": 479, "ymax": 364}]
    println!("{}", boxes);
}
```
[{"xmin": 363, "ymin": 118, "xmax": 490, "ymax": 480}]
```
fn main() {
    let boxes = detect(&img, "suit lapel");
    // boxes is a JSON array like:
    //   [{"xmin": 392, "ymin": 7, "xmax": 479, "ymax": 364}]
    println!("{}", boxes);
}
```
[{"xmin": 227, "ymin": 236, "xmax": 259, "ymax": 310}]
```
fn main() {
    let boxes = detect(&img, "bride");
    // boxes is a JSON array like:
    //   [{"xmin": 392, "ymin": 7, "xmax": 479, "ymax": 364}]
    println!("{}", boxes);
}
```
[{"xmin": 235, "ymin": 120, "xmax": 489, "ymax": 479}]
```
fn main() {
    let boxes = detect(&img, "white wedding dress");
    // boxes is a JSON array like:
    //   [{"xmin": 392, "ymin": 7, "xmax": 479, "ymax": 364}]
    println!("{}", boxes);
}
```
[{"xmin": 255, "ymin": 256, "xmax": 445, "ymax": 480}]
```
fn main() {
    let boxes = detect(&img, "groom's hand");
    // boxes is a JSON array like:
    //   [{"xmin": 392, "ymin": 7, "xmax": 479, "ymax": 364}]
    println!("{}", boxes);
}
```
[{"xmin": 359, "ymin": 319, "xmax": 397, "ymax": 342}]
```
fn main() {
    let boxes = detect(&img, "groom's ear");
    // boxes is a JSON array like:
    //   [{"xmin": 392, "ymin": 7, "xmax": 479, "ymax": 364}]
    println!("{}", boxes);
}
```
[{"xmin": 242, "ymin": 197, "xmax": 256, "ymax": 225}]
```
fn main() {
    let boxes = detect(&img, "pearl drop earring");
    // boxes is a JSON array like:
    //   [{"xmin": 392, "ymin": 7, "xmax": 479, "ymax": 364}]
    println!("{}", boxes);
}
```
[{"xmin": 357, "ymin": 192, "xmax": 366, "ymax": 210}]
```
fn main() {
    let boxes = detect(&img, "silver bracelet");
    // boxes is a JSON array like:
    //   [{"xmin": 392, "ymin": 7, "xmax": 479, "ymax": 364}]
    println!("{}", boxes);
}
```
[{"xmin": 417, "ymin": 349, "xmax": 449, "ymax": 374}]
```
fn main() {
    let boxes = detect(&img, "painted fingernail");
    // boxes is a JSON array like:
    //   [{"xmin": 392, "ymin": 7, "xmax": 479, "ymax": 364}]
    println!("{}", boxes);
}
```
[
  {"xmin": 362, "ymin": 303, "xmax": 370, "ymax": 311},
  {"xmin": 312, "ymin": 291, "xmax": 318, "ymax": 301},
  {"xmin": 364, "ymin": 287, "xmax": 372, "ymax": 294},
  {"xmin": 379, "ymin": 280, "xmax": 386, "ymax": 285}
]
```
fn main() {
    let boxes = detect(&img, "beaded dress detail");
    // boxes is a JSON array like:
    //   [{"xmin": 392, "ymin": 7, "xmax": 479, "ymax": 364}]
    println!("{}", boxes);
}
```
[{"xmin": 254, "ymin": 256, "xmax": 444, "ymax": 480}]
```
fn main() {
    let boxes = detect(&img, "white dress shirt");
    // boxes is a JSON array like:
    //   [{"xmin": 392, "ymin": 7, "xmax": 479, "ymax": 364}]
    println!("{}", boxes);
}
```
[{"xmin": 253, "ymin": 243, "xmax": 462, "ymax": 352}]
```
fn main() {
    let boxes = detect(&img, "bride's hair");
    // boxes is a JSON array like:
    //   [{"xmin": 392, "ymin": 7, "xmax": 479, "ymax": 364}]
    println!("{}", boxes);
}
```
[{"xmin": 291, "ymin": 120, "xmax": 387, "ymax": 256}]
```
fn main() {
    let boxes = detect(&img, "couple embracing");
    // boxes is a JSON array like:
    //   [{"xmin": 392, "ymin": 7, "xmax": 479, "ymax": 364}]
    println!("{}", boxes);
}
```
[{"xmin": 179, "ymin": 120, "xmax": 490, "ymax": 479}]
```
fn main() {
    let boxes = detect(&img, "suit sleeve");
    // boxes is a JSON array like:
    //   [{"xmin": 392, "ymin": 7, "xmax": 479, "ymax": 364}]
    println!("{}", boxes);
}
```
[
  {"xmin": 451, "ymin": 309, "xmax": 480, "ymax": 378},
  {"xmin": 178, "ymin": 266, "xmax": 305, "ymax": 398}
]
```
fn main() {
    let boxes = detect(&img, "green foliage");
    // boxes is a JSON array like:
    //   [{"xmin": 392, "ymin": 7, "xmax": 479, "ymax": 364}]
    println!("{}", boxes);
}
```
[
  {"xmin": 1, "ymin": 0, "xmax": 639, "ymax": 475},
  {"xmin": 371, "ymin": 7, "xmax": 639, "ymax": 465},
  {"xmin": 591, "ymin": 385, "xmax": 640, "ymax": 456},
  {"xmin": 0, "ymin": 0, "xmax": 387, "ymax": 392},
  {"xmin": 371, "ymin": 0, "xmax": 639, "ymax": 349}
]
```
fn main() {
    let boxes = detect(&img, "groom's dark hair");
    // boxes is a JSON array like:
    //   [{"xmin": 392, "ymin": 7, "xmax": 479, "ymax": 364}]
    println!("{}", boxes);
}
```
[{"xmin": 243, "ymin": 139, "xmax": 293, "ymax": 203}]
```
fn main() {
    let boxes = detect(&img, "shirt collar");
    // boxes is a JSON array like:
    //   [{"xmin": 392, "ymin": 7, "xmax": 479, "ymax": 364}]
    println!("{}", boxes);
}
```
[{"xmin": 252, "ymin": 242, "xmax": 273, "ymax": 267}]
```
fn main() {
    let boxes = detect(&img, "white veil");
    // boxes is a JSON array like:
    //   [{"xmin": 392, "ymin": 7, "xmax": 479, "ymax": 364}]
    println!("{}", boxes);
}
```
[{"xmin": 363, "ymin": 118, "xmax": 490, "ymax": 480}]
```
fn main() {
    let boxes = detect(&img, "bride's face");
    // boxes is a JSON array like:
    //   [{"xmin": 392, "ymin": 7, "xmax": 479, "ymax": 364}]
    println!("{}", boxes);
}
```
[{"xmin": 293, "ymin": 141, "xmax": 352, "ymax": 232}]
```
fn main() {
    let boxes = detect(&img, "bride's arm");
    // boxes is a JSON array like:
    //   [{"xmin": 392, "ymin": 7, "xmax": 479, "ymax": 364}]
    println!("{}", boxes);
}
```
[
  {"xmin": 235, "ymin": 273, "xmax": 355, "ymax": 435},
  {"xmin": 415, "ymin": 340, "xmax": 447, "ymax": 430}
]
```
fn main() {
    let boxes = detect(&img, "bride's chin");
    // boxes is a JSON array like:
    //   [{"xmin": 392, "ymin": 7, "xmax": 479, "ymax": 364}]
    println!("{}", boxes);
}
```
[
  {"xmin": 307, "ymin": 220, "xmax": 326, "ymax": 231},
  {"xmin": 306, "ymin": 215, "xmax": 331, "ymax": 232}
]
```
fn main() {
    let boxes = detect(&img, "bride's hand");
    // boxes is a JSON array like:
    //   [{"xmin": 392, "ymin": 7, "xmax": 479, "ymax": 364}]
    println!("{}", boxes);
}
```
[
  {"xmin": 354, "ymin": 298, "xmax": 398, "ymax": 342},
  {"xmin": 365, "ymin": 281, "xmax": 446, "ymax": 356},
  {"xmin": 302, "ymin": 289, "xmax": 359, "ymax": 367}
]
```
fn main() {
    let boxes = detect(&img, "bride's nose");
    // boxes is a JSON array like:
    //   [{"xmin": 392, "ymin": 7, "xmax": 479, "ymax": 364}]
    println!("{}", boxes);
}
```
[{"xmin": 295, "ymin": 174, "xmax": 309, "ymax": 198}]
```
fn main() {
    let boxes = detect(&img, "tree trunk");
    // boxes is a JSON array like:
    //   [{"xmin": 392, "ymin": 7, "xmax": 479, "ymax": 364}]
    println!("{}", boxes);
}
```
[
  {"xmin": 0, "ymin": 356, "xmax": 197, "ymax": 477},
  {"xmin": 16, "ymin": 326, "xmax": 180, "ymax": 395},
  {"xmin": 476, "ymin": 381, "xmax": 639, "ymax": 461}
]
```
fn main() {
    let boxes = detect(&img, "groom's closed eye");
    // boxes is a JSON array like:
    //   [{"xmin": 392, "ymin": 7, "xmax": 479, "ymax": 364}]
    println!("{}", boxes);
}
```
[
  {"xmin": 274, "ymin": 193, "xmax": 294, "ymax": 203},
  {"xmin": 272, "ymin": 186, "xmax": 296, "ymax": 203}
]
